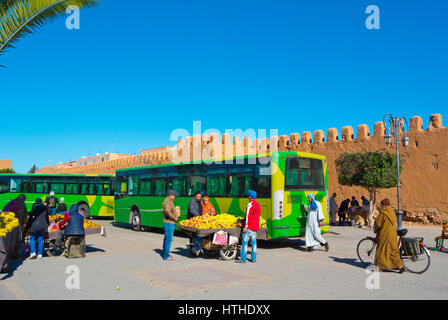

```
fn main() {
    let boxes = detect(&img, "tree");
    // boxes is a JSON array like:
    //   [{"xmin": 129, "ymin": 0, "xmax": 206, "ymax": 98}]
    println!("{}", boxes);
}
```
[
  {"xmin": 0, "ymin": 0, "xmax": 99, "ymax": 59},
  {"xmin": 28, "ymin": 164, "xmax": 37, "ymax": 173},
  {"xmin": 0, "ymin": 168, "xmax": 15, "ymax": 173},
  {"xmin": 335, "ymin": 152, "xmax": 403, "ymax": 226}
]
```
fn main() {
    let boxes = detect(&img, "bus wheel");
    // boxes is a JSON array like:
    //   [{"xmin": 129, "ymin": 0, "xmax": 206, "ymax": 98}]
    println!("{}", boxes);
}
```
[
  {"xmin": 131, "ymin": 211, "xmax": 142, "ymax": 231},
  {"xmin": 79, "ymin": 203, "xmax": 90, "ymax": 220}
]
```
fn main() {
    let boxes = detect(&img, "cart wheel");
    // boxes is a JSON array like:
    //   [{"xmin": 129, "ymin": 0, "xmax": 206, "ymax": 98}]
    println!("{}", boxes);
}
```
[
  {"xmin": 219, "ymin": 246, "xmax": 238, "ymax": 261},
  {"xmin": 46, "ymin": 241, "xmax": 65, "ymax": 257}
]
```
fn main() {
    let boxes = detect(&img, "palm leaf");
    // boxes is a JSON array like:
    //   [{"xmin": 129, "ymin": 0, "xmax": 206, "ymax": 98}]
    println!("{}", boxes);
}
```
[{"xmin": 0, "ymin": 0, "xmax": 99, "ymax": 56}]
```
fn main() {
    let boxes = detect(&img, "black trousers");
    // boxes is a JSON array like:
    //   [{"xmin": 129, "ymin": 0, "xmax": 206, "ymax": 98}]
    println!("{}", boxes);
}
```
[{"xmin": 55, "ymin": 230, "xmax": 65, "ymax": 247}]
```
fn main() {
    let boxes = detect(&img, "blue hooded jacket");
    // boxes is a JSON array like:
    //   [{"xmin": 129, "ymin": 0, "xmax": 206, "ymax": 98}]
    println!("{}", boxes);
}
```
[{"xmin": 64, "ymin": 204, "xmax": 85, "ymax": 236}]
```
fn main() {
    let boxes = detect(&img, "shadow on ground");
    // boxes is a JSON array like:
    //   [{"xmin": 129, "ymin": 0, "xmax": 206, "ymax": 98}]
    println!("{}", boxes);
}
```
[
  {"xmin": 0, "ymin": 258, "xmax": 23, "ymax": 280},
  {"xmin": 85, "ymin": 245, "xmax": 106, "ymax": 254},
  {"xmin": 329, "ymin": 256, "xmax": 369, "ymax": 269}
]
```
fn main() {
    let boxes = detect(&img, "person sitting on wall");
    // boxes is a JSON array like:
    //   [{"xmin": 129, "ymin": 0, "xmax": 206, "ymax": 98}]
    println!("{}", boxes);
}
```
[
  {"xmin": 350, "ymin": 196, "xmax": 360, "ymax": 212},
  {"xmin": 338, "ymin": 199, "xmax": 350, "ymax": 226}
]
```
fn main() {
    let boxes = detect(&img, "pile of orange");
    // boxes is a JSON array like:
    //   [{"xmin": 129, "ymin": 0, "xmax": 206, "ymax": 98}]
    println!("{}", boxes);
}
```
[
  {"xmin": 84, "ymin": 220, "xmax": 101, "ymax": 228},
  {"xmin": 48, "ymin": 214, "xmax": 101, "ymax": 229},
  {"xmin": 49, "ymin": 214, "xmax": 65, "ymax": 223}
]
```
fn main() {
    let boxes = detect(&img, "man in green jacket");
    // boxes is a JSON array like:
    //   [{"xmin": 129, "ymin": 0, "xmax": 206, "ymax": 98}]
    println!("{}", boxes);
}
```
[{"xmin": 162, "ymin": 190, "xmax": 180, "ymax": 261}]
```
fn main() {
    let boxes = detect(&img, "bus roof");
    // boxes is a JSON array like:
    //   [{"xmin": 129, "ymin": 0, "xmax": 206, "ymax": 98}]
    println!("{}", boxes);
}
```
[
  {"xmin": 116, "ymin": 151, "xmax": 327, "ymax": 173},
  {"xmin": 0, "ymin": 173, "xmax": 114, "ymax": 178}
]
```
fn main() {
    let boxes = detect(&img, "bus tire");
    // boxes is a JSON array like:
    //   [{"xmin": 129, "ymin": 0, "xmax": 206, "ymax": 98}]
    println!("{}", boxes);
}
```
[
  {"xmin": 78, "ymin": 203, "xmax": 90, "ymax": 220},
  {"xmin": 131, "ymin": 210, "xmax": 142, "ymax": 231}
]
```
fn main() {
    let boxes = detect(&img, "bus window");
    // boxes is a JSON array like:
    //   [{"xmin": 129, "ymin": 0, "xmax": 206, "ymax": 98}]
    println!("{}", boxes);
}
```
[
  {"xmin": 228, "ymin": 167, "xmax": 252, "ymax": 197},
  {"xmin": 96, "ymin": 184, "xmax": 104, "ymax": 195},
  {"xmin": 50, "ymin": 183, "xmax": 64, "ymax": 194},
  {"xmin": 21, "ymin": 181, "xmax": 33, "ymax": 193},
  {"xmin": 206, "ymin": 176, "xmax": 226, "ymax": 197},
  {"xmin": 286, "ymin": 170, "xmax": 299, "ymax": 186},
  {"xmin": 228, "ymin": 175, "xmax": 252, "ymax": 197},
  {"xmin": 128, "ymin": 175, "xmax": 139, "ymax": 196},
  {"xmin": 0, "ymin": 177, "xmax": 9, "ymax": 194},
  {"xmin": 153, "ymin": 178, "xmax": 166, "ymax": 196},
  {"xmin": 187, "ymin": 176, "xmax": 205, "ymax": 196},
  {"xmin": 65, "ymin": 183, "xmax": 78, "ymax": 194},
  {"xmin": 206, "ymin": 169, "xmax": 227, "ymax": 197},
  {"xmin": 254, "ymin": 164, "xmax": 271, "ymax": 198},
  {"xmin": 10, "ymin": 178, "xmax": 21, "ymax": 193},
  {"xmin": 139, "ymin": 179, "xmax": 152, "ymax": 195},
  {"xmin": 167, "ymin": 177, "xmax": 185, "ymax": 196},
  {"xmin": 103, "ymin": 184, "xmax": 111, "ymax": 196},
  {"xmin": 80, "ymin": 183, "xmax": 93, "ymax": 195},
  {"xmin": 285, "ymin": 157, "xmax": 325, "ymax": 190},
  {"xmin": 35, "ymin": 182, "xmax": 46, "ymax": 193}
]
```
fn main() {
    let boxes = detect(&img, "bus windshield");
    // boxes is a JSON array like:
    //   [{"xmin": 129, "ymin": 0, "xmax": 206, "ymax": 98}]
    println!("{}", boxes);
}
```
[{"xmin": 285, "ymin": 157, "xmax": 325, "ymax": 190}]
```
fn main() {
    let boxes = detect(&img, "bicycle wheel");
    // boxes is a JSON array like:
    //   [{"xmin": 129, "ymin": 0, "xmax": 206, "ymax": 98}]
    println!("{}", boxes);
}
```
[
  {"xmin": 357, "ymin": 237, "xmax": 376, "ymax": 267},
  {"xmin": 401, "ymin": 244, "xmax": 431, "ymax": 274}
]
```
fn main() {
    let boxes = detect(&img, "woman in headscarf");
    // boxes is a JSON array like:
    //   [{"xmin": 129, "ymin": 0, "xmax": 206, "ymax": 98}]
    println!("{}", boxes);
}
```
[
  {"xmin": 26, "ymin": 198, "xmax": 49, "ymax": 259},
  {"xmin": 374, "ymin": 198, "xmax": 406, "ymax": 273},
  {"xmin": 304, "ymin": 193, "xmax": 329, "ymax": 252},
  {"xmin": 201, "ymin": 196, "xmax": 216, "ymax": 216}
]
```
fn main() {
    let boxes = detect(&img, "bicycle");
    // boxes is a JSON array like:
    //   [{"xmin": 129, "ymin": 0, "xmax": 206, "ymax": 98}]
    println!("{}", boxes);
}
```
[{"xmin": 356, "ymin": 228, "xmax": 431, "ymax": 274}]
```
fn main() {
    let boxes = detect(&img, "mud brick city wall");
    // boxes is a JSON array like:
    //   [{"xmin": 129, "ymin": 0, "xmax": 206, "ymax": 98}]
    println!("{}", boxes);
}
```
[{"xmin": 39, "ymin": 114, "xmax": 447, "ymax": 224}]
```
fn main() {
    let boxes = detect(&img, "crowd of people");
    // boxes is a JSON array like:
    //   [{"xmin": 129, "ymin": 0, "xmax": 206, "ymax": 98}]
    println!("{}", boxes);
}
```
[
  {"xmin": 329, "ymin": 194, "xmax": 372, "ymax": 227},
  {"xmin": 161, "ymin": 190, "xmax": 330, "ymax": 262},
  {"xmin": 161, "ymin": 190, "xmax": 405, "ymax": 272},
  {"xmin": 0, "ymin": 192, "xmax": 86, "ymax": 272},
  {"xmin": 2, "ymin": 189, "xmax": 406, "ymax": 274}
]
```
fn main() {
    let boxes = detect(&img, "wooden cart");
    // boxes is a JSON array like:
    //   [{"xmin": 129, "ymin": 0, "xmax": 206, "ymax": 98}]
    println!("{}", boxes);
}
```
[
  {"xmin": 178, "ymin": 225, "xmax": 268, "ymax": 260},
  {"xmin": 25, "ymin": 226, "xmax": 106, "ymax": 257}
]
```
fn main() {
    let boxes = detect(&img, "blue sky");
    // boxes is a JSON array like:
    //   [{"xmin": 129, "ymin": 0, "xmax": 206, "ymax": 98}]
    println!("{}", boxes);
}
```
[{"xmin": 1, "ymin": 0, "xmax": 447, "ymax": 173}]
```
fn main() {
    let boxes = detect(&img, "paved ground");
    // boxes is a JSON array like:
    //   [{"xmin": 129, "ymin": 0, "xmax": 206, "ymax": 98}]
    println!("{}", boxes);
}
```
[{"xmin": 0, "ymin": 220, "xmax": 447, "ymax": 300}]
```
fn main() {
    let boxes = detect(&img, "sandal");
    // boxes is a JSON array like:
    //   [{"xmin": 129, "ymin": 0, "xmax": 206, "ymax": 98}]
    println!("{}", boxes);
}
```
[{"xmin": 165, "ymin": 256, "xmax": 175, "ymax": 261}]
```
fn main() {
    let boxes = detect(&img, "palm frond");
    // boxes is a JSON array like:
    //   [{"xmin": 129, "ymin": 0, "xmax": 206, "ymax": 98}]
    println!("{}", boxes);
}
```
[{"xmin": 0, "ymin": 0, "xmax": 99, "ymax": 55}]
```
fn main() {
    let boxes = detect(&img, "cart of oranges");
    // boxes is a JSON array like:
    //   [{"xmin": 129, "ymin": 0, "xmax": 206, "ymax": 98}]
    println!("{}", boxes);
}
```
[
  {"xmin": 178, "ymin": 213, "xmax": 268, "ymax": 261},
  {"xmin": 48, "ymin": 213, "xmax": 102, "ymax": 231}
]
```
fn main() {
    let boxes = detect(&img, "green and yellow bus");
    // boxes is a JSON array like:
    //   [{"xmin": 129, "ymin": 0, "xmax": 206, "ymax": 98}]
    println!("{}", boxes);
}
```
[
  {"xmin": 114, "ymin": 151, "xmax": 329, "ymax": 238},
  {"xmin": 0, "ymin": 174, "xmax": 115, "ymax": 218}
]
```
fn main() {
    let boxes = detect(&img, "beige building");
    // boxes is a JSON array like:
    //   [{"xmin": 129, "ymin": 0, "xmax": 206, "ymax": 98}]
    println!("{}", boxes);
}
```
[
  {"xmin": 0, "ymin": 160, "xmax": 12, "ymax": 170},
  {"xmin": 140, "ymin": 146, "xmax": 174, "ymax": 155},
  {"xmin": 76, "ymin": 153, "xmax": 131, "ymax": 166}
]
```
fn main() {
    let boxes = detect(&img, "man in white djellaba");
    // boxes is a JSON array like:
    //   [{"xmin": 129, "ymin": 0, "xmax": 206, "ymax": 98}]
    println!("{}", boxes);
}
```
[{"xmin": 304, "ymin": 193, "xmax": 329, "ymax": 252}]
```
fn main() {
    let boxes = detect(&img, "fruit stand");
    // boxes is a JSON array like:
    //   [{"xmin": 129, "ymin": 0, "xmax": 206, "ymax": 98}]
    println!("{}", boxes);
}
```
[
  {"xmin": 25, "ymin": 214, "xmax": 106, "ymax": 257},
  {"xmin": 178, "ymin": 213, "xmax": 268, "ymax": 261}
]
